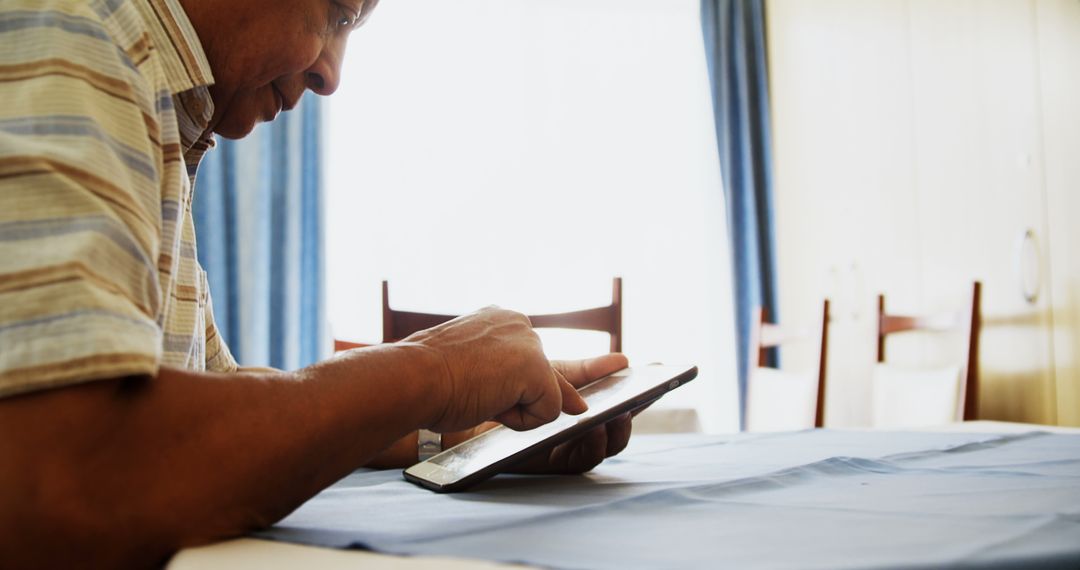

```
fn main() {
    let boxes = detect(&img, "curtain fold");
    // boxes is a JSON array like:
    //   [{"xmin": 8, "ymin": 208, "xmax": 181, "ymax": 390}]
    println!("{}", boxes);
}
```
[
  {"xmin": 193, "ymin": 97, "xmax": 326, "ymax": 370},
  {"xmin": 701, "ymin": 0, "xmax": 779, "ymax": 430}
]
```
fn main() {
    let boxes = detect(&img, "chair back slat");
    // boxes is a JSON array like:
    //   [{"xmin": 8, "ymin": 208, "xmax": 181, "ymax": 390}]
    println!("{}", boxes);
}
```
[{"xmin": 381, "ymin": 278, "xmax": 623, "ymax": 353}]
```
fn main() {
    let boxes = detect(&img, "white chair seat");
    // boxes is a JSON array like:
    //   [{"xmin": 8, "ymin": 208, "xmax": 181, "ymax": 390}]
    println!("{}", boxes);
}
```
[
  {"xmin": 633, "ymin": 408, "xmax": 702, "ymax": 434},
  {"xmin": 871, "ymin": 363, "xmax": 962, "ymax": 429},
  {"xmin": 746, "ymin": 367, "xmax": 818, "ymax": 432}
]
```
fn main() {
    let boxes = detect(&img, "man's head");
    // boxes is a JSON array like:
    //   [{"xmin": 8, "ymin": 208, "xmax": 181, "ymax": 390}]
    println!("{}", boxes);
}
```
[{"xmin": 181, "ymin": 0, "xmax": 379, "ymax": 139}]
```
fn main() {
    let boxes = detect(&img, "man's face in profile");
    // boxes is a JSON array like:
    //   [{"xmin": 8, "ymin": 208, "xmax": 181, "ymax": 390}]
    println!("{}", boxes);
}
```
[{"xmin": 200, "ymin": 0, "xmax": 379, "ymax": 139}]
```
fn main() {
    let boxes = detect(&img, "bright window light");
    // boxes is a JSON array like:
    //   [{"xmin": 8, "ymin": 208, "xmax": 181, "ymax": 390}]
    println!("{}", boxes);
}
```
[{"xmin": 324, "ymin": 0, "xmax": 738, "ymax": 433}]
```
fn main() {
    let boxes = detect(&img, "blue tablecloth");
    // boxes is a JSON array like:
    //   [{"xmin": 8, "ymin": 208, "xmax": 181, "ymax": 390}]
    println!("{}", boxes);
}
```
[{"xmin": 257, "ymin": 430, "xmax": 1080, "ymax": 569}]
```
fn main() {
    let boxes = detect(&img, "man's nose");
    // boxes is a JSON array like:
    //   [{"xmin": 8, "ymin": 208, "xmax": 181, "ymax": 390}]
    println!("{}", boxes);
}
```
[{"xmin": 305, "ymin": 51, "xmax": 342, "ymax": 96}]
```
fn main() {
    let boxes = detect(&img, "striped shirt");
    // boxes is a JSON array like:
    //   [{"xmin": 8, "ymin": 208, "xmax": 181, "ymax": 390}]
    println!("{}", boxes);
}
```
[{"xmin": 0, "ymin": 0, "xmax": 238, "ymax": 398}]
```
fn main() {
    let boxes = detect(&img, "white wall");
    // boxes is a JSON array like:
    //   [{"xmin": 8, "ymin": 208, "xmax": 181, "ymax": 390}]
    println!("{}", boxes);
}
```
[
  {"xmin": 767, "ymin": 0, "xmax": 921, "ymax": 427},
  {"xmin": 323, "ymin": 0, "xmax": 739, "ymax": 432},
  {"xmin": 767, "ymin": 0, "xmax": 1080, "ymax": 426},
  {"xmin": 1036, "ymin": 0, "xmax": 1080, "ymax": 426}
]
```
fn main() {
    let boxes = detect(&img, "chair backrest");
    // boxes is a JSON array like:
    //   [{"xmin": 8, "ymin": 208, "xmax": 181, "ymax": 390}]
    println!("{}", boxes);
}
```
[
  {"xmin": 381, "ymin": 278, "xmax": 623, "ymax": 353},
  {"xmin": 333, "ymin": 338, "xmax": 369, "ymax": 351},
  {"xmin": 875, "ymin": 281, "xmax": 982, "ymax": 425},
  {"xmin": 745, "ymin": 300, "xmax": 830, "ymax": 431}
]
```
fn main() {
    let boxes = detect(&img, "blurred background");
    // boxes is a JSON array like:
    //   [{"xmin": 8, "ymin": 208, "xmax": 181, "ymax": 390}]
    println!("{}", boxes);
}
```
[{"xmin": 195, "ymin": 0, "xmax": 1080, "ymax": 433}]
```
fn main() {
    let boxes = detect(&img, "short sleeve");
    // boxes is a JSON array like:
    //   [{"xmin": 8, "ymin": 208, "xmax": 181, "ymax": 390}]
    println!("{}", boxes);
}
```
[{"xmin": 0, "ymin": 4, "xmax": 164, "ymax": 397}]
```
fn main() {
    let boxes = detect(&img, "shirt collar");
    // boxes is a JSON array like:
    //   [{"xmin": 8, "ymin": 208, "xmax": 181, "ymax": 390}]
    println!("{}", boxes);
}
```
[
  {"xmin": 133, "ymin": 0, "xmax": 216, "ymax": 153},
  {"xmin": 133, "ymin": 0, "xmax": 214, "ymax": 94},
  {"xmin": 175, "ymin": 87, "xmax": 215, "ymax": 156}
]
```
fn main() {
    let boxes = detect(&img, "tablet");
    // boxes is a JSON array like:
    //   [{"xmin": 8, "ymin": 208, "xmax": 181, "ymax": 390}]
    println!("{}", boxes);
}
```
[{"xmin": 403, "ymin": 363, "xmax": 698, "ymax": 492}]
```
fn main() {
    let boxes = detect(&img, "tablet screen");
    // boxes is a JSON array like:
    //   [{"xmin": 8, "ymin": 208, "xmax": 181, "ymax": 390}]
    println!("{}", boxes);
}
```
[{"xmin": 405, "ymin": 364, "xmax": 697, "ymax": 491}]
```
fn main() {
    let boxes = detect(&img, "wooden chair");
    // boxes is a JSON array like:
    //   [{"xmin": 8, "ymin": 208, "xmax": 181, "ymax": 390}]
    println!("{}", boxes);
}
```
[
  {"xmin": 337, "ymin": 277, "xmax": 707, "ymax": 433},
  {"xmin": 874, "ymin": 281, "xmax": 982, "ymax": 426},
  {"xmin": 336, "ymin": 278, "xmax": 623, "ymax": 352},
  {"xmin": 745, "ymin": 300, "xmax": 831, "ymax": 431}
]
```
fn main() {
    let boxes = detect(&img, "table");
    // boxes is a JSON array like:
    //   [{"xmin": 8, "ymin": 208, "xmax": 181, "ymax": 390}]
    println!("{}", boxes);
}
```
[{"xmin": 169, "ymin": 422, "xmax": 1080, "ymax": 569}]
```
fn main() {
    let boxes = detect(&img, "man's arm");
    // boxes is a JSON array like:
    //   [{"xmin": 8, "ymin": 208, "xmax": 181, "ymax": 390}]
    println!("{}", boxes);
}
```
[
  {"xmin": 0, "ymin": 344, "xmax": 437, "ymax": 568},
  {"xmin": 0, "ymin": 308, "xmax": 585, "ymax": 569}
]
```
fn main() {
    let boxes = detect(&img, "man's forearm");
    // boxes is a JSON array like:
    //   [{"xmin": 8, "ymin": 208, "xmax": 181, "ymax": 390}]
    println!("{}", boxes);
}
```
[{"xmin": 0, "ymin": 343, "xmax": 443, "ymax": 568}]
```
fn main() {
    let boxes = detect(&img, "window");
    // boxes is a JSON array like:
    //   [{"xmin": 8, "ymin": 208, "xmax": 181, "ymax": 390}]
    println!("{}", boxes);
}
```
[{"xmin": 324, "ymin": 0, "xmax": 737, "ymax": 432}]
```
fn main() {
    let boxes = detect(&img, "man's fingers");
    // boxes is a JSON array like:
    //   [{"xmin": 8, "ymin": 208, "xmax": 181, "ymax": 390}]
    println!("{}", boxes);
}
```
[
  {"xmin": 605, "ymin": 412, "xmax": 633, "ymax": 456},
  {"xmin": 496, "ymin": 369, "xmax": 565, "ymax": 431},
  {"xmin": 556, "ymin": 369, "xmax": 588, "ymax": 415},
  {"xmin": 495, "ymin": 402, "xmax": 554, "ymax": 431},
  {"xmin": 552, "ymin": 353, "xmax": 629, "ymax": 389},
  {"xmin": 499, "ymin": 370, "xmax": 587, "ymax": 430},
  {"xmin": 558, "ymin": 425, "xmax": 608, "ymax": 474}
]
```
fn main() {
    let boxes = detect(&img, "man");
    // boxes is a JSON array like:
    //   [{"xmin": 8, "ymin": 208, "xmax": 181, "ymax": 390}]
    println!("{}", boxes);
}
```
[{"xmin": 0, "ymin": 0, "xmax": 635, "ymax": 567}]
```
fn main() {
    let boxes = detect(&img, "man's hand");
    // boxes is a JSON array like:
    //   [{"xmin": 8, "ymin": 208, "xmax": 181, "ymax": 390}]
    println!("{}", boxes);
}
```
[
  {"xmin": 402, "ymin": 307, "xmax": 589, "ymax": 432},
  {"xmin": 444, "ymin": 353, "xmax": 636, "ymax": 475}
]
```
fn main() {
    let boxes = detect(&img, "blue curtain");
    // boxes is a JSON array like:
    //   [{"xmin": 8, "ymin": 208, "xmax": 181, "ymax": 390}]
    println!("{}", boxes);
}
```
[
  {"xmin": 192, "ymin": 97, "xmax": 326, "ymax": 370},
  {"xmin": 701, "ymin": 0, "xmax": 779, "ymax": 430}
]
